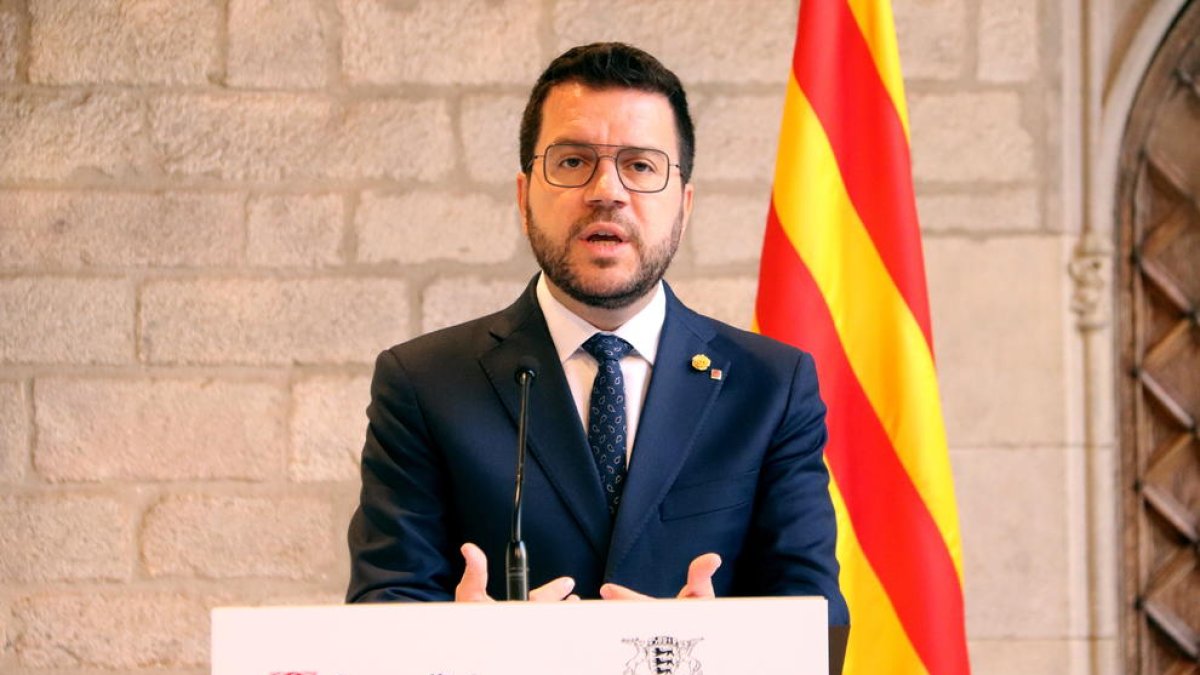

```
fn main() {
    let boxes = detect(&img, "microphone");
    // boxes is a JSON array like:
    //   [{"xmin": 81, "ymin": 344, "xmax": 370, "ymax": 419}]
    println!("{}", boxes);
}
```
[{"xmin": 507, "ymin": 356, "xmax": 539, "ymax": 600}]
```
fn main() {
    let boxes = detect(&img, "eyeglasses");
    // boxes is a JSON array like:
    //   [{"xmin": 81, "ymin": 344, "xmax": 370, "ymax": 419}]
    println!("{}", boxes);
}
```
[{"xmin": 529, "ymin": 143, "xmax": 680, "ymax": 194}]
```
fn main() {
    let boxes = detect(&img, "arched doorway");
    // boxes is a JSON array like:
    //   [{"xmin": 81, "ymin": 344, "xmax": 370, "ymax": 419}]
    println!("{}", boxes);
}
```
[{"xmin": 1117, "ymin": 1, "xmax": 1200, "ymax": 672}]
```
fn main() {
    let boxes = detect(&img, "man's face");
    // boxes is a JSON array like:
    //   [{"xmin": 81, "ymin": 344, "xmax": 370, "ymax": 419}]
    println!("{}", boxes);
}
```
[{"xmin": 517, "ymin": 83, "xmax": 694, "ymax": 310}]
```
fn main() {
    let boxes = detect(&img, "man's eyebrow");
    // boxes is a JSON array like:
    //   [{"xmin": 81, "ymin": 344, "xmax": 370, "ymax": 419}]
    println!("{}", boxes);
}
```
[{"xmin": 546, "ymin": 138, "xmax": 667, "ymax": 152}]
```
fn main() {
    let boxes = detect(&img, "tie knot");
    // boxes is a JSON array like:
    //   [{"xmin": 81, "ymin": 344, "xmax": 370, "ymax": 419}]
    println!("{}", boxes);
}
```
[{"xmin": 582, "ymin": 333, "xmax": 633, "ymax": 363}]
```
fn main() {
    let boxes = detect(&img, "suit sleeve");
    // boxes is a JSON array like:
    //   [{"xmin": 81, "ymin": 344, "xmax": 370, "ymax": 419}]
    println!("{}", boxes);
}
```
[
  {"xmin": 739, "ymin": 351, "xmax": 850, "ymax": 626},
  {"xmin": 346, "ymin": 348, "xmax": 460, "ymax": 603}
]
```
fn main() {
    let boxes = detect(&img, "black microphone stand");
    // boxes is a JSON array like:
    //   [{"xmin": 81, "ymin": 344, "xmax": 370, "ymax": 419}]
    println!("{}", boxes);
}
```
[{"xmin": 507, "ymin": 363, "xmax": 536, "ymax": 600}]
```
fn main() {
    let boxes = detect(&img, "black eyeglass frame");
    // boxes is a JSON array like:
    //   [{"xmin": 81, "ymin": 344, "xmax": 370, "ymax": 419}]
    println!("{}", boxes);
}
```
[{"xmin": 527, "ymin": 142, "xmax": 683, "ymax": 194}]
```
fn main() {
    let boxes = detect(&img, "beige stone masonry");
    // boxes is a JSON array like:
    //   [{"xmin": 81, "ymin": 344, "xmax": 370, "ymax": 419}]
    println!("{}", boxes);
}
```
[
  {"xmin": 917, "ymin": 189, "xmax": 1041, "ymax": 233},
  {"xmin": 290, "ymin": 375, "xmax": 373, "ymax": 483},
  {"xmin": 28, "ymin": 0, "xmax": 219, "ymax": 85},
  {"xmin": 228, "ymin": 0, "xmax": 335, "ymax": 89},
  {"xmin": 893, "ymin": 0, "xmax": 968, "ymax": 80},
  {"xmin": 141, "ymin": 494, "xmax": 334, "ymax": 579},
  {"xmin": 149, "ymin": 94, "xmax": 454, "ymax": 183},
  {"xmin": 1, "ymin": 278, "xmax": 133, "ymax": 364},
  {"xmin": 461, "ymin": 94, "xmax": 527, "ymax": 184},
  {"xmin": 0, "ymin": 8, "xmax": 17, "ymax": 82},
  {"xmin": 554, "ymin": 0, "xmax": 797, "ymax": 84},
  {"xmin": 13, "ymin": 591, "xmax": 212, "ymax": 668},
  {"xmin": 668, "ymin": 276, "xmax": 758, "ymax": 330},
  {"xmin": 34, "ymin": 377, "xmax": 285, "ymax": 482},
  {"xmin": 356, "ymin": 190, "xmax": 519, "ymax": 265},
  {"xmin": 247, "ymin": 193, "xmax": 344, "ymax": 267},
  {"xmin": 692, "ymin": 95, "xmax": 784, "ymax": 184},
  {"xmin": 340, "ymin": 0, "xmax": 543, "ymax": 86},
  {"xmin": 140, "ymin": 278, "xmax": 410, "ymax": 365},
  {"xmin": 0, "ymin": 380, "xmax": 28, "ymax": 483},
  {"xmin": 0, "ymin": 91, "xmax": 147, "ymax": 181},
  {"xmin": 688, "ymin": 193, "xmax": 771, "ymax": 265},
  {"xmin": 420, "ymin": 276, "xmax": 530, "ymax": 334},
  {"xmin": 0, "ymin": 190, "xmax": 243, "ymax": 269},
  {"xmin": 978, "ymin": 0, "xmax": 1040, "ymax": 82},
  {"xmin": 910, "ymin": 92, "xmax": 1036, "ymax": 183},
  {"xmin": 953, "ymin": 447, "xmax": 1069, "ymax": 638},
  {"xmin": 926, "ymin": 236, "xmax": 1066, "ymax": 447},
  {"xmin": 0, "ymin": 494, "xmax": 133, "ymax": 582}
]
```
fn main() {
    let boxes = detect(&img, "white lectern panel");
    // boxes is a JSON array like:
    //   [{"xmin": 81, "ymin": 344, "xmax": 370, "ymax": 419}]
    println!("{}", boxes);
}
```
[{"xmin": 212, "ymin": 597, "xmax": 827, "ymax": 675}]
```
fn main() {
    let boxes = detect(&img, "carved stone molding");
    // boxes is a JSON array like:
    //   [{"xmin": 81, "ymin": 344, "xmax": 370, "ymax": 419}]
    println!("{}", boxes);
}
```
[{"xmin": 1070, "ymin": 229, "xmax": 1114, "ymax": 332}]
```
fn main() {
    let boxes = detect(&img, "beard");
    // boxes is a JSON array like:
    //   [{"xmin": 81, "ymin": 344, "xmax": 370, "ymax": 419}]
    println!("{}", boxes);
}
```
[{"xmin": 525, "ymin": 205, "xmax": 684, "ymax": 310}]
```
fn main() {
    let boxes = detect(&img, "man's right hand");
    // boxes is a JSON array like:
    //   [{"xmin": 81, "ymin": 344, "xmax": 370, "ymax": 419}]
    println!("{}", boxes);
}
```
[{"xmin": 454, "ymin": 542, "xmax": 579, "ymax": 602}]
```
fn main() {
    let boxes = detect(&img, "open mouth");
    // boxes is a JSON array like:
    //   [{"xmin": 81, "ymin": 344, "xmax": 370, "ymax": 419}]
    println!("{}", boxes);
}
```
[{"xmin": 578, "ymin": 223, "xmax": 630, "ymax": 246}]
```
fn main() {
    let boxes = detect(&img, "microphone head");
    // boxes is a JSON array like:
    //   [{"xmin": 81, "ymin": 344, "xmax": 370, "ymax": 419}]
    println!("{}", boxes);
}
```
[{"xmin": 514, "ymin": 356, "xmax": 540, "ymax": 384}]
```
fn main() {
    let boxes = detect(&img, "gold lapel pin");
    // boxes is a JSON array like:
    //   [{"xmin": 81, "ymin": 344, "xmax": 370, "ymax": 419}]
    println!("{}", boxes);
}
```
[{"xmin": 691, "ymin": 354, "xmax": 711, "ymax": 371}]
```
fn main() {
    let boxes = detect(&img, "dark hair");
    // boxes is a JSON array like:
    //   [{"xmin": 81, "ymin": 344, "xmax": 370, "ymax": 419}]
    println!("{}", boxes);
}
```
[{"xmin": 519, "ymin": 42, "xmax": 695, "ymax": 184}]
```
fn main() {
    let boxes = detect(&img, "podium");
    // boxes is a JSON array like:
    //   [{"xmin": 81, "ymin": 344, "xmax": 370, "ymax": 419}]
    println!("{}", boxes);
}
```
[{"xmin": 212, "ymin": 597, "xmax": 828, "ymax": 674}]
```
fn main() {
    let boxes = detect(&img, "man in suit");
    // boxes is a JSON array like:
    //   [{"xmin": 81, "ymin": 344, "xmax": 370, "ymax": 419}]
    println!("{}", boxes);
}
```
[{"xmin": 347, "ymin": 42, "xmax": 849, "ymax": 634}]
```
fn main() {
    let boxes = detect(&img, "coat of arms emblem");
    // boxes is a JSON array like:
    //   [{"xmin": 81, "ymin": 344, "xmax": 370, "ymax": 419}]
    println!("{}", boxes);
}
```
[{"xmin": 622, "ymin": 635, "xmax": 703, "ymax": 674}]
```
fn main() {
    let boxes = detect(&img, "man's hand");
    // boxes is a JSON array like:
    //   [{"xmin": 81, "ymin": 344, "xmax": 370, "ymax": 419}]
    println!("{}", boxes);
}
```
[
  {"xmin": 454, "ymin": 542, "xmax": 578, "ymax": 602},
  {"xmin": 599, "ymin": 553, "xmax": 722, "ymax": 600}
]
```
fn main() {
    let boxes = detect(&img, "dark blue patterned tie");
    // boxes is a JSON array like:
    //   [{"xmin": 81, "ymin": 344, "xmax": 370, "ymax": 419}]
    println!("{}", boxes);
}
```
[{"xmin": 581, "ymin": 334, "xmax": 634, "ymax": 518}]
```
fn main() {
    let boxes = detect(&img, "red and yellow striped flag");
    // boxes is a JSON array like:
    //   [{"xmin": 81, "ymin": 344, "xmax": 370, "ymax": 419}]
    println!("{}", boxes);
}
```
[{"xmin": 753, "ymin": 1, "xmax": 970, "ymax": 673}]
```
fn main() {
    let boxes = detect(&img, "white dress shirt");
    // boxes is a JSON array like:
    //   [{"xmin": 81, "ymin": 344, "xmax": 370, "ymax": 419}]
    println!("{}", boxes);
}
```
[{"xmin": 535, "ymin": 273, "xmax": 666, "ymax": 462}]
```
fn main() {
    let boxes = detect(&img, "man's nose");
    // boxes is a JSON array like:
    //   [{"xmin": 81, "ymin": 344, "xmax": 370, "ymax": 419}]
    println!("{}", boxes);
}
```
[{"xmin": 584, "ymin": 157, "xmax": 629, "ymax": 205}]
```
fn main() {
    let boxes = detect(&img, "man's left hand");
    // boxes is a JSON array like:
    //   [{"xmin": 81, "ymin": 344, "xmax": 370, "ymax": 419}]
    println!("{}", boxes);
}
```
[{"xmin": 598, "ymin": 553, "xmax": 722, "ymax": 600}]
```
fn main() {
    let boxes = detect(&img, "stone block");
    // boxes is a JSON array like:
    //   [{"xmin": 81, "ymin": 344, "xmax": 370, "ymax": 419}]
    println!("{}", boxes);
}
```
[
  {"xmin": 0, "ymin": 190, "xmax": 242, "ymax": 269},
  {"xmin": 0, "ymin": 380, "xmax": 28, "ymax": 483},
  {"xmin": 461, "ymin": 94, "xmax": 525, "ymax": 183},
  {"xmin": 667, "ymin": 276, "xmax": 757, "ymax": 330},
  {"xmin": 692, "ymin": 94, "xmax": 785, "ymax": 184},
  {"xmin": 29, "ymin": 0, "xmax": 217, "ymax": 84},
  {"xmin": 0, "ymin": 91, "xmax": 147, "ymax": 181},
  {"xmin": 140, "ymin": 278, "xmax": 410, "ymax": 365},
  {"xmin": 910, "ymin": 92, "xmax": 1035, "ymax": 183},
  {"xmin": 953, "ymin": 447, "xmax": 1069, "ymax": 637},
  {"xmin": 554, "ymin": 0, "xmax": 797, "ymax": 84},
  {"xmin": 0, "ymin": 278, "xmax": 133, "ymax": 365},
  {"xmin": 0, "ymin": 597, "xmax": 9, "ymax": 660},
  {"xmin": 893, "ymin": 0, "xmax": 967, "ymax": 80},
  {"xmin": 247, "ymin": 193, "xmax": 343, "ymax": 267},
  {"xmin": 0, "ymin": 494, "xmax": 132, "ymax": 582},
  {"xmin": 34, "ymin": 377, "xmax": 284, "ymax": 481},
  {"xmin": 925, "ymin": 236, "xmax": 1065, "ymax": 446},
  {"xmin": 0, "ymin": 8, "xmax": 17, "ymax": 82},
  {"xmin": 917, "ymin": 189, "xmax": 1040, "ymax": 233},
  {"xmin": 340, "ymin": 0, "xmax": 542, "ymax": 85},
  {"xmin": 978, "ymin": 0, "xmax": 1039, "ymax": 82},
  {"xmin": 967, "ymin": 639, "xmax": 1071, "ymax": 673},
  {"xmin": 421, "ymin": 277, "xmax": 529, "ymax": 333},
  {"xmin": 689, "ymin": 192, "xmax": 770, "ymax": 265},
  {"xmin": 13, "ymin": 592, "xmax": 210, "ymax": 668},
  {"xmin": 228, "ymin": 0, "xmax": 333, "ymax": 89},
  {"xmin": 142, "ymin": 494, "xmax": 333, "ymax": 579},
  {"xmin": 150, "ymin": 94, "xmax": 454, "ymax": 182},
  {"xmin": 291, "ymin": 375, "xmax": 372, "ymax": 482},
  {"xmin": 357, "ymin": 191, "xmax": 519, "ymax": 265}
]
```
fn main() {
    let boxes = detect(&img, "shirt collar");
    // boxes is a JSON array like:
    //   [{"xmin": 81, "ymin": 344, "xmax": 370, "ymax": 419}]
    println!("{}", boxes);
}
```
[{"xmin": 536, "ymin": 273, "xmax": 665, "ymax": 365}]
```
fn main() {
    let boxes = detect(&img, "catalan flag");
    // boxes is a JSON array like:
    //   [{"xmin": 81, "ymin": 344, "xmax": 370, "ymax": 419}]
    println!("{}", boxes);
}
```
[{"xmin": 753, "ymin": 1, "xmax": 970, "ymax": 673}]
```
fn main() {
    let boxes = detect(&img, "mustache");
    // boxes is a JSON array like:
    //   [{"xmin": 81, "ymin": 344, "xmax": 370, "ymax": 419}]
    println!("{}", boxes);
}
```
[{"xmin": 569, "ymin": 208, "xmax": 640, "ymax": 243}]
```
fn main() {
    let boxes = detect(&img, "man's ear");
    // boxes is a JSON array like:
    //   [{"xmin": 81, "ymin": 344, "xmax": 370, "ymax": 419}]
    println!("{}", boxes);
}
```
[
  {"xmin": 516, "ymin": 171, "xmax": 530, "ymax": 235},
  {"xmin": 679, "ymin": 182, "xmax": 695, "ymax": 236}
]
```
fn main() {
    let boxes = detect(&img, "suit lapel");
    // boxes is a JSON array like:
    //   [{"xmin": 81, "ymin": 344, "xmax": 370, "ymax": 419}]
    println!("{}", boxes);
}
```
[
  {"xmin": 606, "ymin": 288, "xmax": 727, "ymax": 574},
  {"xmin": 479, "ymin": 282, "xmax": 612, "ymax": 558}
]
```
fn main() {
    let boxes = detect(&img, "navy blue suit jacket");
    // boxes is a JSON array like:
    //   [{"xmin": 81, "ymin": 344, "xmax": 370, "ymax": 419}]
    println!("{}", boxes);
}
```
[{"xmin": 346, "ymin": 279, "xmax": 849, "ymax": 627}]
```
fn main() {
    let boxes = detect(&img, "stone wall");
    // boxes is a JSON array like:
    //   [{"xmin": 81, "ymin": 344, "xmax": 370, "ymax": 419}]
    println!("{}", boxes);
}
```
[{"xmin": 0, "ymin": 0, "xmax": 1113, "ymax": 673}]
